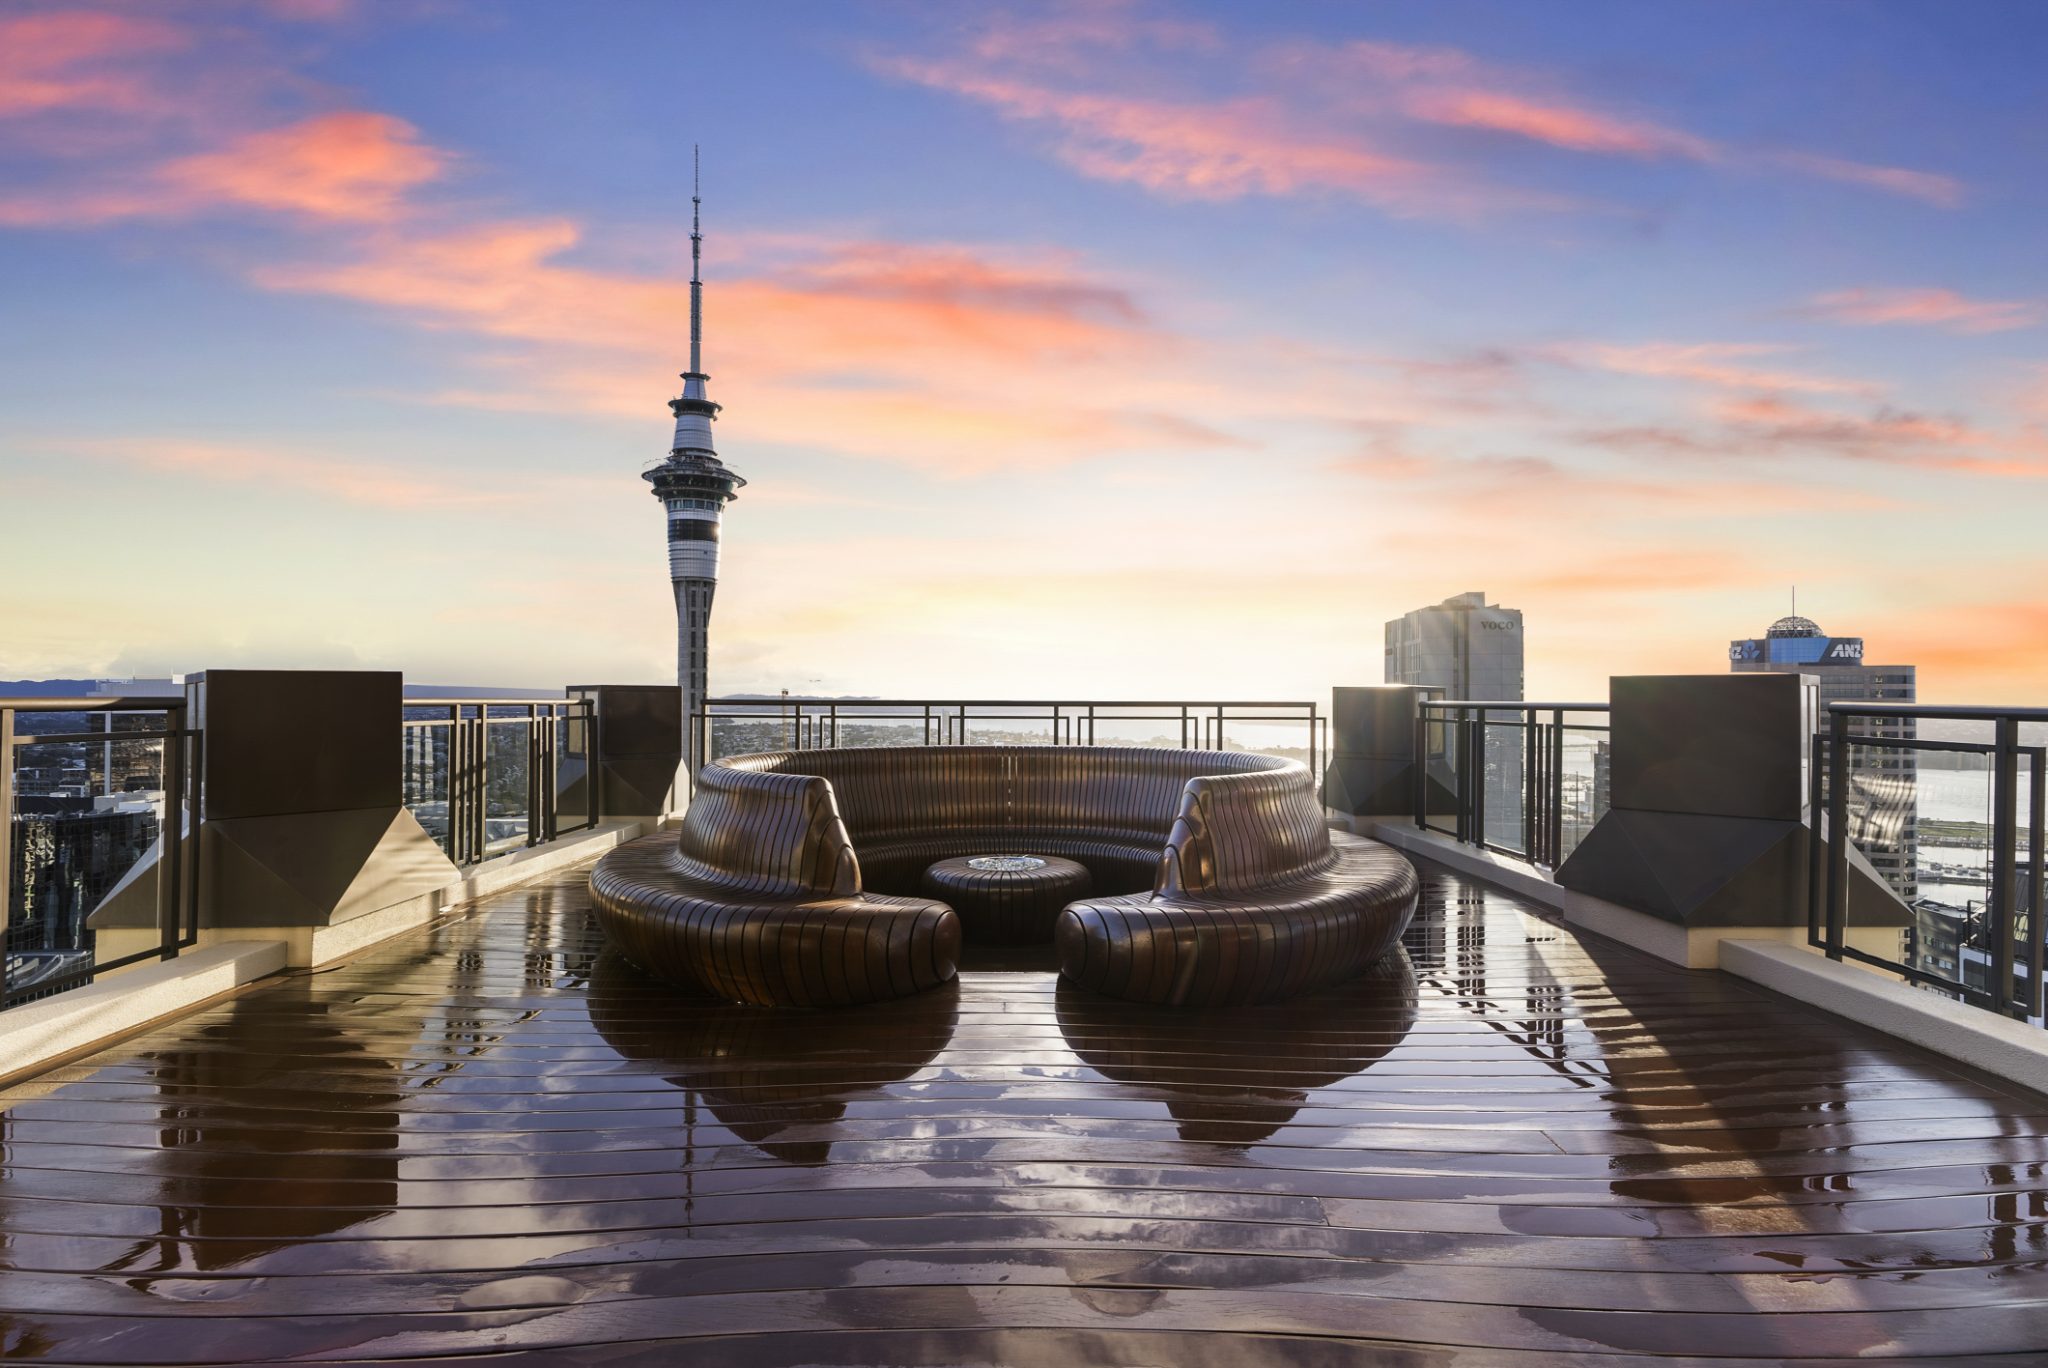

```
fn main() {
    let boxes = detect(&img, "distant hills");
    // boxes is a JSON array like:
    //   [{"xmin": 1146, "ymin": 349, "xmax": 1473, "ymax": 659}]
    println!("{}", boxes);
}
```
[{"xmin": 0, "ymin": 680, "xmax": 99, "ymax": 696}]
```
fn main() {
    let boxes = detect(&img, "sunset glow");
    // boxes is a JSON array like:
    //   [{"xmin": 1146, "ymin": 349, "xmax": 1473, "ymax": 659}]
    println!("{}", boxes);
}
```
[{"xmin": 3, "ymin": 0, "xmax": 2045, "ymax": 701}]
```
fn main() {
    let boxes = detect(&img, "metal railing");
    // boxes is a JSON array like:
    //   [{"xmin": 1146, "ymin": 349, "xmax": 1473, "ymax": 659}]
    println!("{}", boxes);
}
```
[
  {"xmin": 1416, "ymin": 701, "xmax": 1611, "ymax": 868},
  {"xmin": 693, "ymin": 698, "xmax": 1328, "ymax": 786},
  {"xmin": 4, "ymin": 697, "xmax": 200, "ymax": 1010},
  {"xmin": 402, "ymin": 698, "xmax": 596, "ymax": 866},
  {"xmin": 1812, "ymin": 703, "xmax": 2045, "ymax": 1023}
]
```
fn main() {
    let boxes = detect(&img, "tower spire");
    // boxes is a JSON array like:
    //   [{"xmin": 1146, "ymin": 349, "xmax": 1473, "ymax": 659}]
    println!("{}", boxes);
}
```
[{"xmin": 688, "ymin": 144, "xmax": 703, "ymax": 378}]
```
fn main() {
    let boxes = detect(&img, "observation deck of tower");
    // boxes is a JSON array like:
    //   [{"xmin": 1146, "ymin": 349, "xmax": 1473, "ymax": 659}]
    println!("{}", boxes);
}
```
[{"xmin": 642, "ymin": 148, "xmax": 744, "ymax": 768}]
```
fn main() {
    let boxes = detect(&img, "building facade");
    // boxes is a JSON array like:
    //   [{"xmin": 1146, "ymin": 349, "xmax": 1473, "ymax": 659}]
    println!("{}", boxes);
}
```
[
  {"xmin": 642, "ymin": 155, "xmax": 744, "ymax": 772},
  {"xmin": 1385, "ymin": 591, "xmax": 1525, "ymax": 701},
  {"xmin": 1728, "ymin": 614, "xmax": 1918, "ymax": 900}
]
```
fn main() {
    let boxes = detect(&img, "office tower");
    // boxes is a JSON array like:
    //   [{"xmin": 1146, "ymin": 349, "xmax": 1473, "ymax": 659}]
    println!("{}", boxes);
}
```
[
  {"xmin": 1385, "ymin": 591, "xmax": 1524, "ymax": 701},
  {"xmin": 1729, "ymin": 613, "xmax": 1917, "ymax": 898}
]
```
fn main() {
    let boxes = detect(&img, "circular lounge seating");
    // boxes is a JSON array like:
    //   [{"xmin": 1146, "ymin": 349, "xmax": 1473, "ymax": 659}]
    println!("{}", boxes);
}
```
[{"xmin": 590, "ymin": 745, "xmax": 1419, "ymax": 1008}]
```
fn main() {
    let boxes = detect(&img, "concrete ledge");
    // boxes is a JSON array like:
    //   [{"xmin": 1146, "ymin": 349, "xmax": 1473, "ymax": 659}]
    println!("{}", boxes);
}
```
[
  {"xmin": 1349, "ymin": 815, "xmax": 1902, "ymax": 970},
  {"xmin": 96, "ymin": 820, "xmax": 646, "ymax": 971},
  {"xmin": 1722, "ymin": 938, "xmax": 2048, "ymax": 1098},
  {"xmin": 0, "ymin": 940, "xmax": 287, "ymax": 1089},
  {"xmin": 1353, "ymin": 816, "xmax": 1569, "ymax": 913}
]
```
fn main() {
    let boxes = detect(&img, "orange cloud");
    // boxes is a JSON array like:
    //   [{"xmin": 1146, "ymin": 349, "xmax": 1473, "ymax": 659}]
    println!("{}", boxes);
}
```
[
  {"xmin": 1800, "ymin": 287, "xmax": 2042, "ymax": 334},
  {"xmin": 0, "ymin": 9, "xmax": 186, "ymax": 118},
  {"xmin": 1572, "ymin": 342, "xmax": 1873, "ymax": 396},
  {"xmin": 1404, "ymin": 89, "xmax": 1717, "ymax": 160},
  {"xmin": 0, "ymin": 110, "xmax": 446, "ymax": 226},
  {"xmin": 246, "ymin": 218, "xmax": 1256, "ymax": 472},
  {"xmin": 1881, "ymin": 596, "xmax": 2048, "ymax": 698},
  {"xmin": 161, "ymin": 111, "xmax": 445, "ymax": 221}
]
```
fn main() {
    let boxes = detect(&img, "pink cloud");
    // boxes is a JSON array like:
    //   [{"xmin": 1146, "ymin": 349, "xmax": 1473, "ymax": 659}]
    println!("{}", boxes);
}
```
[
  {"xmin": 1403, "ymin": 89, "xmax": 1717, "ymax": 160},
  {"xmin": 160, "ymin": 111, "xmax": 445, "ymax": 221},
  {"xmin": 1588, "ymin": 393, "xmax": 2048, "ymax": 480},
  {"xmin": 0, "ymin": 9, "xmax": 187, "ymax": 118},
  {"xmin": 1769, "ymin": 152, "xmax": 1965, "ymax": 209},
  {"xmin": 877, "ymin": 16, "xmax": 1963, "ymax": 214},
  {"xmin": 1571, "ymin": 342, "xmax": 1874, "ymax": 396},
  {"xmin": 1800, "ymin": 287, "xmax": 2041, "ymax": 334},
  {"xmin": 876, "ymin": 58, "xmax": 1439, "ymax": 209},
  {"xmin": 246, "ymin": 218, "xmax": 1258, "ymax": 472},
  {"xmin": 59, "ymin": 436, "xmax": 607, "ymax": 509},
  {"xmin": 0, "ymin": 110, "xmax": 446, "ymax": 226}
]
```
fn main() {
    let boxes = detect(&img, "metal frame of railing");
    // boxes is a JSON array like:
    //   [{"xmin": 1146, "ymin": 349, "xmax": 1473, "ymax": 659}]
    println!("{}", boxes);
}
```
[
  {"xmin": 402, "ymin": 698, "xmax": 597, "ymax": 867},
  {"xmin": 1812, "ymin": 702, "xmax": 2046, "ymax": 1023},
  {"xmin": 691, "ymin": 699, "xmax": 1328, "ymax": 791},
  {"xmin": 1416, "ymin": 701, "xmax": 1610, "ymax": 868},
  {"xmin": 3, "ymin": 697, "xmax": 200, "ymax": 1010}
]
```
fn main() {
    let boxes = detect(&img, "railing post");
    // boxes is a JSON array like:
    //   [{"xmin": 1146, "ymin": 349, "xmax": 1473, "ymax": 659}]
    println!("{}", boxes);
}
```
[
  {"xmin": 2028, "ymin": 750, "xmax": 2045, "ymax": 1023},
  {"xmin": 1992, "ymin": 716, "xmax": 2020, "ymax": 1017},
  {"xmin": 0, "ymin": 707, "xmax": 14, "ymax": 947},
  {"xmin": 1523, "ymin": 711, "xmax": 1538, "ymax": 860},
  {"xmin": 1413, "ymin": 709, "xmax": 1427, "ymax": 831},
  {"xmin": 1465, "ymin": 709, "xmax": 1483, "ymax": 847},
  {"xmin": 1807, "ymin": 732, "xmax": 1826, "ymax": 948},
  {"xmin": 1825, "ymin": 707, "xmax": 1852, "ymax": 960},
  {"xmin": 158, "ymin": 707, "xmax": 185, "ymax": 961},
  {"xmin": 1549, "ymin": 710, "xmax": 1565, "ymax": 866}
]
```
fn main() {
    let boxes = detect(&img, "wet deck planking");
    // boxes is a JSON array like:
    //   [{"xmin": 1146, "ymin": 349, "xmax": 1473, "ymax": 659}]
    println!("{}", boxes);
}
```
[{"xmin": 3, "ymin": 859, "xmax": 2046, "ymax": 1363}]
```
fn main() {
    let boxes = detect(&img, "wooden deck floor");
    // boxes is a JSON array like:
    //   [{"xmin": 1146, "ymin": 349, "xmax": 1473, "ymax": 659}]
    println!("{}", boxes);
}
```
[{"xmin": 3, "ymin": 859, "xmax": 2047, "ymax": 1364}]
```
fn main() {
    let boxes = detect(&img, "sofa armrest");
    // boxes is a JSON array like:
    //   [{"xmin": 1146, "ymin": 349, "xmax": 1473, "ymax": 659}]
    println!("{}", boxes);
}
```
[
  {"xmin": 676, "ymin": 764, "xmax": 861, "ymax": 898},
  {"xmin": 1156, "ymin": 765, "xmax": 1332, "ymax": 898}
]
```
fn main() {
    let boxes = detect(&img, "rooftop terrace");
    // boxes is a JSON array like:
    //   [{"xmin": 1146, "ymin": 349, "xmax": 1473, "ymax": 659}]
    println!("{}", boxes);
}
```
[{"xmin": 5, "ymin": 858, "xmax": 2045, "ymax": 1364}]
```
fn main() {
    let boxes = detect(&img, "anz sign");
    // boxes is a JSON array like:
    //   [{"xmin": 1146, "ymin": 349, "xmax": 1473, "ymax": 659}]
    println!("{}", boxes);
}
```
[{"xmin": 1730, "ymin": 636, "xmax": 1866, "ymax": 665}]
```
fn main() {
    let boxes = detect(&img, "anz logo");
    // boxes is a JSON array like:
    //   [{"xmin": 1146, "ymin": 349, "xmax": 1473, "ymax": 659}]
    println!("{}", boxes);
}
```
[{"xmin": 1825, "ymin": 639, "xmax": 1865, "ymax": 661}]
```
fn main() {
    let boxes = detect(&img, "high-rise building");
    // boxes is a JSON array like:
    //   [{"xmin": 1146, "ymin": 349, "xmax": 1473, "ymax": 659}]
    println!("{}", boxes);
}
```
[
  {"xmin": 1728, "ymin": 614, "xmax": 1917, "ymax": 899},
  {"xmin": 1385, "ymin": 591, "xmax": 1524, "ymax": 701},
  {"xmin": 643, "ymin": 152, "xmax": 744, "ymax": 772}
]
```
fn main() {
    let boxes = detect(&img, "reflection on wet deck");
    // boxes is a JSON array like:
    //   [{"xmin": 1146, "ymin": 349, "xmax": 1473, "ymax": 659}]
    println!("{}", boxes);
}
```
[{"xmin": 3, "ymin": 860, "xmax": 2047, "ymax": 1364}]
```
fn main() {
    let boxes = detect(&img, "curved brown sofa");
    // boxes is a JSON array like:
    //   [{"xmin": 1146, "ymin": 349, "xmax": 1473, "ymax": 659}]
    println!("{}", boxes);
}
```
[{"xmin": 591, "ymin": 745, "xmax": 1417, "ymax": 1008}]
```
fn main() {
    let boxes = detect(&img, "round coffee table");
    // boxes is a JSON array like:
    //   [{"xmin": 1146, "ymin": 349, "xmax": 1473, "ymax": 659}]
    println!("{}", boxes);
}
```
[{"xmin": 921, "ymin": 854, "xmax": 1093, "ymax": 945}]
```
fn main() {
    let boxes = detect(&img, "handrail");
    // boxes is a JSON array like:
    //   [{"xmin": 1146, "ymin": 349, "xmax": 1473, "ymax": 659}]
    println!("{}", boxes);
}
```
[
  {"xmin": 1811, "ymin": 702, "xmax": 2044, "ymax": 1024},
  {"xmin": 1414, "ymin": 701, "xmax": 1611, "ymax": 869},
  {"xmin": 399, "ymin": 697, "xmax": 595, "ymax": 866},
  {"xmin": 3, "ymin": 698, "xmax": 199, "ymax": 1011},
  {"xmin": 1828, "ymin": 702, "xmax": 2048, "ymax": 722},
  {"xmin": 1, "ymin": 696, "xmax": 186, "ymax": 710},
  {"xmin": 692, "ymin": 697, "xmax": 1327, "ymax": 794},
  {"xmin": 1423, "ymin": 700, "xmax": 1609, "ymax": 713},
  {"xmin": 703, "ymin": 697, "xmax": 1324, "ymax": 708},
  {"xmin": 403, "ymin": 696, "xmax": 581, "ymax": 707}
]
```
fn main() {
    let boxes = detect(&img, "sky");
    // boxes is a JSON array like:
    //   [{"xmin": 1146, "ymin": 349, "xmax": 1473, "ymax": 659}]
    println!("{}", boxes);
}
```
[{"xmin": 2, "ymin": 0, "xmax": 2046, "ymax": 704}]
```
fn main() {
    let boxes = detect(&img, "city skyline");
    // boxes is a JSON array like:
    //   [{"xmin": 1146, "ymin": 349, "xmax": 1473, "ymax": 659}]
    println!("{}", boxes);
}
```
[{"xmin": 4, "ymin": 1, "xmax": 2047, "ymax": 703}]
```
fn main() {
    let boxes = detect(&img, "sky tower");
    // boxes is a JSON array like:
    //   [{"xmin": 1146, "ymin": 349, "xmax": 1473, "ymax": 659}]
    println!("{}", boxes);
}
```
[{"xmin": 643, "ymin": 148, "xmax": 744, "ymax": 774}]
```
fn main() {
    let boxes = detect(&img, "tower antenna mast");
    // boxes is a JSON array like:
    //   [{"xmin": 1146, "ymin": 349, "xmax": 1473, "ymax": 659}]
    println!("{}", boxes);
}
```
[{"xmin": 689, "ymin": 144, "xmax": 703, "ymax": 377}]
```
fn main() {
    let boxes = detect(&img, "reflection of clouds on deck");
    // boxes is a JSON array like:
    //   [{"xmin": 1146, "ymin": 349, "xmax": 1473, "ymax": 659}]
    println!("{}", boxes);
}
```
[
  {"xmin": 1055, "ymin": 950, "xmax": 1418, "ymax": 1146},
  {"xmin": 0, "ymin": 982, "xmax": 404, "ymax": 1283},
  {"xmin": 585, "ymin": 953, "xmax": 959, "ymax": 1166}
]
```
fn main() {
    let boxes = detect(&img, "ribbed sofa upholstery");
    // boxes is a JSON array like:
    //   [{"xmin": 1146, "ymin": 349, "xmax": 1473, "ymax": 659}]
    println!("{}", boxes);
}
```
[
  {"xmin": 590, "ymin": 758, "xmax": 960, "ymax": 1008},
  {"xmin": 591, "ymin": 745, "xmax": 1417, "ymax": 1008}
]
